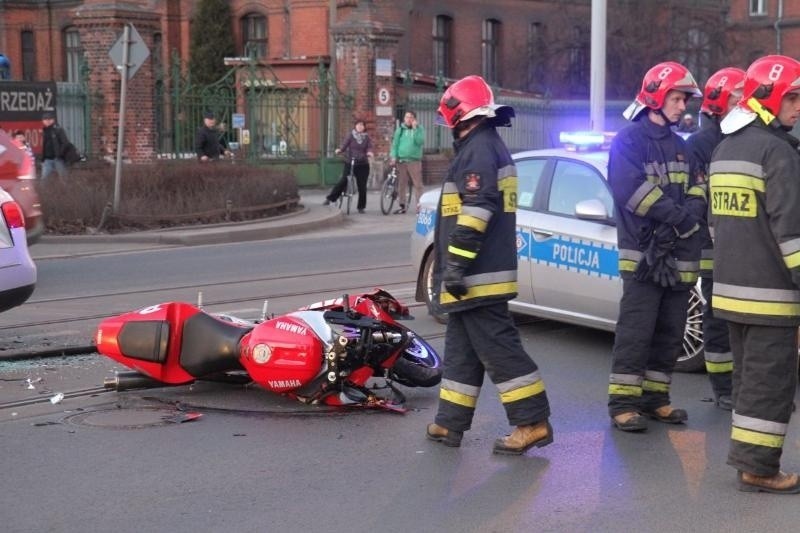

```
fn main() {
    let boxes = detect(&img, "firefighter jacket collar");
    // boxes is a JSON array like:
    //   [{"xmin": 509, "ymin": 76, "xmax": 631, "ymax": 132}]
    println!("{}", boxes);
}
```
[
  {"xmin": 452, "ymin": 119, "xmax": 494, "ymax": 153},
  {"xmin": 638, "ymin": 113, "xmax": 674, "ymax": 140}
]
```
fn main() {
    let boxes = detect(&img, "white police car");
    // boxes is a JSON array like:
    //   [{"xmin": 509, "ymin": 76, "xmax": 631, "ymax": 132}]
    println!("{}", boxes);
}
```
[{"xmin": 411, "ymin": 132, "xmax": 705, "ymax": 372}]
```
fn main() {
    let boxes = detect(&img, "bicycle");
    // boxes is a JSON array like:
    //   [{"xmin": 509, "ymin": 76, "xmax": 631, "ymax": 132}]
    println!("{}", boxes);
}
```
[
  {"xmin": 380, "ymin": 165, "xmax": 412, "ymax": 215},
  {"xmin": 337, "ymin": 157, "xmax": 357, "ymax": 215}
]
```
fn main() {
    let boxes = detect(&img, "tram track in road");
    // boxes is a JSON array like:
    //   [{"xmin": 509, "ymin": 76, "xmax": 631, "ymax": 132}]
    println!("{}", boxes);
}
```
[
  {"xmin": 2, "ymin": 263, "xmax": 417, "ymax": 332},
  {"xmin": 23, "ymin": 263, "xmax": 414, "ymax": 306},
  {"xmin": 0, "ymin": 385, "xmax": 110, "ymax": 411}
]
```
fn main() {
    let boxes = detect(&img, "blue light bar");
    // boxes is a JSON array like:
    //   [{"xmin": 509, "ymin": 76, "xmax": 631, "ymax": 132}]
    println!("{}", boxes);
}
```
[
  {"xmin": 559, "ymin": 131, "xmax": 605, "ymax": 146},
  {"xmin": 559, "ymin": 131, "xmax": 616, "ymax": 151}
]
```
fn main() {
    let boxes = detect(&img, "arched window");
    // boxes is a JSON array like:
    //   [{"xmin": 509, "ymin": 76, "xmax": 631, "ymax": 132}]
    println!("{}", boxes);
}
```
[
  {"xmin": 433, "ymin": 15, "xmax": 452, "ymax": 78},
  {"xmin": 482, "ymin": 19, "xmax": 500, "ymax": 84},
  {"xmin": 241, "ymin": 13, "xmax": 267, "ymax": 58},
  {"xmin": 63, "ymin": 27, "xmax": 82, "ymax": 82}
]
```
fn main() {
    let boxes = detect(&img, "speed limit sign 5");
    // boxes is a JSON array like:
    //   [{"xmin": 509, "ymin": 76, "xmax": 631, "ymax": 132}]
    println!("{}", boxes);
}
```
[{"xmin": 377, "ymin": 88, "xmax": 391, "ymax": 105}]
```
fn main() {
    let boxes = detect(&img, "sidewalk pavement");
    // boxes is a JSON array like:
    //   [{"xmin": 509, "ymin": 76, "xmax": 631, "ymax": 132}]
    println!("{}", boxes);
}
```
[{"xmin": 31, "ymin": 188, "xmax": 418, "ymax": 260}]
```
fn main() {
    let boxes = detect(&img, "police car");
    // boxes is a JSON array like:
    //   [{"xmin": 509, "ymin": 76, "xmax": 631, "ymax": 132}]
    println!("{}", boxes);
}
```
[{"xmin": 411, "ymin": 132, "xmax": 705, "ymax": 372}]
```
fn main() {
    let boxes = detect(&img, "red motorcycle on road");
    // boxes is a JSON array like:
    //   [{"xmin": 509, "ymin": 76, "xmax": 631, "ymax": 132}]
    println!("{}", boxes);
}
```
[{"xmin": 95, "ymin": 289, "xmax": 442, "ymax": 410}]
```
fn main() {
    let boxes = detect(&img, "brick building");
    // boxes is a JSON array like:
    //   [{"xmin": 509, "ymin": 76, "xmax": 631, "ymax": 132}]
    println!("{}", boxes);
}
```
[
  {"xmin": 726, "ymin": 0, "xmax": 800, "ymax": 65},
  {"xmin": 0, "ymin": 0, "xmax": 791, "ymax": 163}
]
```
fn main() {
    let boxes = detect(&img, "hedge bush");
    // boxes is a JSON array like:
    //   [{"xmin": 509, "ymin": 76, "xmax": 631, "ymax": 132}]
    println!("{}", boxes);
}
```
[{"xmin": 38, "ymin": 161, "xmax": 299, "ymax": 234}]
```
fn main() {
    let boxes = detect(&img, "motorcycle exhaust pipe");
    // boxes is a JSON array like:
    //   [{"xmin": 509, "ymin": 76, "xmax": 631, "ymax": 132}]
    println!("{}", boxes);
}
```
[{"xmin": 103, "ymin": 371, "xmax": 165, "ymax": 391}]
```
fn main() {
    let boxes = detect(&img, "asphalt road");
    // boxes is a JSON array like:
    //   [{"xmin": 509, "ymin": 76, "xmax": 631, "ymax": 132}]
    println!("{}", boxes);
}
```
[{"xmin": 2, "ymin": 220, "xmax": 800, "ymax": 532}]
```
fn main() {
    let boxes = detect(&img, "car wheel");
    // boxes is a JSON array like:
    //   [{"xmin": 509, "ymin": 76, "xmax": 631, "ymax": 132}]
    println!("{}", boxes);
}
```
[
  {"xmin": 674, "ymin": 285, "xmax": 705, "ymax": 373},
  {"xmin": 422, "ymin": 251, "xmax": 448, "ymax": 324}
]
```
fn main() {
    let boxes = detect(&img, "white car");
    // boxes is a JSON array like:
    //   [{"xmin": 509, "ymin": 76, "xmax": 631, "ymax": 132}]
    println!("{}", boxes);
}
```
[
  {"xmin": 411, "ymin": 141, "xmax": 705, "ymax": 372},
  {"xmin": 0, "ymin": 187, "xmax": 36, "ymax": 313}
]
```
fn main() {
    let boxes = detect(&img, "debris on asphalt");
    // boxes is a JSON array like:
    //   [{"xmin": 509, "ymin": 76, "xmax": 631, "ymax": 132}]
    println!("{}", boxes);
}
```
[
  {"xmin": 50, "ymin": 392, "xmax": 65, "ymax": 404},
  {"xmin": 163, "ymin": 412, "xmax": 203, "ymax": 424}
]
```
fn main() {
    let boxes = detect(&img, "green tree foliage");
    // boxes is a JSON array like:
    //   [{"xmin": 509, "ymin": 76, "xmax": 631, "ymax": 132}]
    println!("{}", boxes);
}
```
[{"xmin": 188, "ymin": 0, "xmax": 235, "ymax": 85}]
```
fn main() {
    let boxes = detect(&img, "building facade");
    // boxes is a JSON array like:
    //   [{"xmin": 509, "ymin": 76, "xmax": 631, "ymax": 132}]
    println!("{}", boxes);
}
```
[{"xmin": 0, "ymin": 0, "xmax": 784, "ymax": 163}]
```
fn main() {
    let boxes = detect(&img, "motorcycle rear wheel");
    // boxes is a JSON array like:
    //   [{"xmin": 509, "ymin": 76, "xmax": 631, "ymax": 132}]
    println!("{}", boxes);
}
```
[{"xmin": 390, "ymin": 337, "xmax": 442, "ymax": 387}]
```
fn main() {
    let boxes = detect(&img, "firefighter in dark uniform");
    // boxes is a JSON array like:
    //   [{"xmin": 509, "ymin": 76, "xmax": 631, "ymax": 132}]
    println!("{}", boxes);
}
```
[
  {"xmin": 425, "ymin": 75, "xmax": 552, "ymax": 455},
  {"xmin": 608, "ymin": 62, "xmax": 705, "ymax": 432},
  {"xmin": 710, "ymin": 54, "xmax": 800, "ymax": 494},
  {"xmin": 685, "ymin": 67, "xmax": 746, "ymax": 411}
]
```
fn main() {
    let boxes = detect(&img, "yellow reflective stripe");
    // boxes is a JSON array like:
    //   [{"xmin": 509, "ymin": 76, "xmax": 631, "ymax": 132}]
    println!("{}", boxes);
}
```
[
  {"xmin": 619, "ymin": 259, "xmax": 637, "ymax": 272},
  {"xmin": 439, "ymin": 281, "xmax": 518, "ymax": 304},
  {"xmin": 498, "ymin": 175, "xmax": 518, "ymax": 213},
  {"xmin": 710, "ymin": 173, "xmax": 766, "ymax": 192},
  {"xmin": 456, "ymin": 215, "xmax": 488, "ymax": 233},
  {"xmin": 784, "ymin": 251, "xmax": 800, "ymax": 269},
  {"xmin": 441, "ymin": 193, "xmax": 462, "ymax": 217},
  {"xmin": 679, "ymin": 271, "xmax": 699, "ymax": 284},
  {"xmin": 635, "ymin": 187, "xmax": 663, "ymax": 216},
  {"xmin": 731, "ymin": 426, "xmax": 784, "ymax": 448},
  {"xmin": 700, "ymin": 259, "xmax": 714, "ymax": 271},
  {"xmin": 706, "ymin": 361, "xmax": 733, "ymax": 373},
  {"xmin": 687, "ymin": 185, "xmax": 706, "ymax": 198},
  {"xmin": 608, "ymin": 384, "xmax": 642, "ymax": 396},
  {"xmin": 642, "ymin": 379, "xmax": 669, "ymax": 393},
  {"xmin": 713, "ymin": 295, "xmax": 800, "ymax": 317},
  {"xmin": 499, "ymin": 380, "xmax": 545, "ymax": 403},
  {"xmin": 448, "ymin": 245, "xmax": 477, "ymax": 259},
  {"xmin": 669, "ymin": 172, "xmax": 689, "ymax": 185},
  {"xmin": 440, "ymin": 388, "xmax": 477, "ymax": 408}
]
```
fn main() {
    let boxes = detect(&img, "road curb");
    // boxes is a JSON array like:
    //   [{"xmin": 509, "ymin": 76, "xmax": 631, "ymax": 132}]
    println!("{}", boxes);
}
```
[{"xmin": 36, "ymin": 205, "xmax": 345, "ymax": 246}]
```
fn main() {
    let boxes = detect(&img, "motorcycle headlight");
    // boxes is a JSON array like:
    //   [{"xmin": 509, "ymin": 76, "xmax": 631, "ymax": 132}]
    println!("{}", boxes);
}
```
[{"xmin": 252, "ymin": 343, "xmax": 272, "ymax": 364}]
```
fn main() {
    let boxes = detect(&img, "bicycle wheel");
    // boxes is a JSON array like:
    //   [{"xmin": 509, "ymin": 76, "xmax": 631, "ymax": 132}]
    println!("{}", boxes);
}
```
[
  {"xmin": 344, "ymin": 175, "xmax": 354, "ymax": 215},
  {"xmin": 380, "ymin": 177, "xmax": 396, "ymax": 215}
]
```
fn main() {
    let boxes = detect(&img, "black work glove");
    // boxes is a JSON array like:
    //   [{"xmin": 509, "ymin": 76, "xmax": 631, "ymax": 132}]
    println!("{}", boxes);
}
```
[
  {"xmin": 443, "ymin": 263, "xmax": 468, "ymax": 299},
  {"xmin": 652, "ymin": 253, "xmax": 679, "ymax": 287},
  {"xmin": 634, "ymin": 224, "xmax": 679, "ymax": 287}
]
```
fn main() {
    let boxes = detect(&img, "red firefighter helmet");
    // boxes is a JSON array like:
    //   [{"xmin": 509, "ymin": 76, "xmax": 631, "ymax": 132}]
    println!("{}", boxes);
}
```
[
  {"xmin": 739, "ymin": 55, "xmax": 800, "ymax": 119},
  {"xmin": 624, "ymin": 61, "xmax": 702, "ymax": 120},
  {"xmin": 437, "ymin": 75, "xmax": 514, "ymax": 128},
  {"xmin": 701, "ymin": 67, "xmax": 746, "ymax": 116}
]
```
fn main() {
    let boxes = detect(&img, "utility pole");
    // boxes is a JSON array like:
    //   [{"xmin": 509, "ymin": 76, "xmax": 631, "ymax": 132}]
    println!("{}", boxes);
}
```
[{"xmin": 590, "ymin": 0, "xmax": 607, "ymax": 132}]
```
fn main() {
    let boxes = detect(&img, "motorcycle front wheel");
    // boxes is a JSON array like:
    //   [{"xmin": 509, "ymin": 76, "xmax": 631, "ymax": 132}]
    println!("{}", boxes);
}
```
[{"xmin": 389, "ymin": 336, "xmax": 443, "ymax": 387}]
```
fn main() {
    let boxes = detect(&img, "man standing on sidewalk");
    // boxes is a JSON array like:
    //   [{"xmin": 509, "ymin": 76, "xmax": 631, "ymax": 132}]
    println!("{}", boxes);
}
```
[{"xmin": 389, "ymin": 110, "xmax": 425, "ymax": 214}]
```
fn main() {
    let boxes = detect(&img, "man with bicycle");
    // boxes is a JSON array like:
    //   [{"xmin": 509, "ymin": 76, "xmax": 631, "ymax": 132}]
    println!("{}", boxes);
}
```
[{"xmin": 389, "ymin": 110, "xmax": 425, "ymax": 214}]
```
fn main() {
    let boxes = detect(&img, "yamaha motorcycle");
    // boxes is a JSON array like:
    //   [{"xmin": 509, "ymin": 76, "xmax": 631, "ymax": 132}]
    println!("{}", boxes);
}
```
[{"xmin": 95, "ymin": 289, "xmax": 442, "ymax": 410}]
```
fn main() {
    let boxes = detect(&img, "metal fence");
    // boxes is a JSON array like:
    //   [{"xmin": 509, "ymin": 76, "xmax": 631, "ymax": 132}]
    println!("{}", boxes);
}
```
[
  {"xmin": 56, "ymin": 81, "xmax": 91, "ymax": 156},
  {"xmin": 157, "ymin": 59, "xmax": 353, "ymax": 162},
  {"xmin": 404, "ymin": 93, "xmax": 630, "ymax": 153}
]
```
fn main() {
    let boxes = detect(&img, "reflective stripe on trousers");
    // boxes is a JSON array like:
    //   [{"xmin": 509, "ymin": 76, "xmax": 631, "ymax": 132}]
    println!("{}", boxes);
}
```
[
  {"xmin": 608, "ymin": 278, "xmax": 689, "ymax": 416},
  {"xmin": 727, "ymin": 322, "xmax": 798, "ymax": 477},
  {"xmin": 435, "ymin": 302, "xmax": 550, "ymax": 432}
]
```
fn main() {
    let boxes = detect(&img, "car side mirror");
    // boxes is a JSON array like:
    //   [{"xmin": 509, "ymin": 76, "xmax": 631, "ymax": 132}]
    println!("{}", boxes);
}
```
[{"xmin": 575, "ymin": 198, "xmax": 614, "ymax": 224}]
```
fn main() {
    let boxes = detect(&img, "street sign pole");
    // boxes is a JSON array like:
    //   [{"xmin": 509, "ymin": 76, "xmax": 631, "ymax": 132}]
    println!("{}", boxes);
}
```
[{"xmin": 113, "ymin": 24, "xmax": 131, "ymax": 214}]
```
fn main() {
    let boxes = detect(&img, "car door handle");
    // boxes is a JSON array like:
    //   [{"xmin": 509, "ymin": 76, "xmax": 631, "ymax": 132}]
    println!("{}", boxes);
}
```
[{"xmin": 532, "ymin": 229, "xmax": 553, "ymax": 239}]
